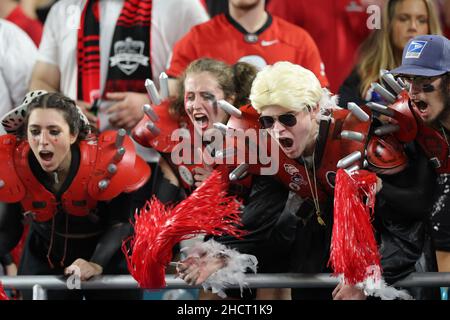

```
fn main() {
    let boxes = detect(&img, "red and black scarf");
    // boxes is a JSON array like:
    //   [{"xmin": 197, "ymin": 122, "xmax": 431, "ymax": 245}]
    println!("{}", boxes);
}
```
[{"xmin": 77, "ymin": 0, "xmax": 152, "ymax": 103}]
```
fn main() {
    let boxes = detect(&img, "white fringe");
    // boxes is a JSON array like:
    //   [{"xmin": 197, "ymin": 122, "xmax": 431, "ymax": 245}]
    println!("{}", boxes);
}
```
[
  {"xmin": 182, "ymin": 239, "xmax": 258, "ymax": 298},
  {"xmin": 317, "ymin": 88, "xmax": 341, "ymax": 122},
  {"xmin": 346, "ymin": 265, "xmax": 413, "ymax": 300}
]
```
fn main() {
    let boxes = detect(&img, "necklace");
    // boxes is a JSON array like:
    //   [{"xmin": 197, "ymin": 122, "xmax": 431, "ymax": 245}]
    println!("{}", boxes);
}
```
[
  {"xmin": 302, "ymin": 152, "xmax": 325, "ymax": 226},
  {"xmin": 442, "ymin": 126, "xmax": 450, "ymax": 146}
]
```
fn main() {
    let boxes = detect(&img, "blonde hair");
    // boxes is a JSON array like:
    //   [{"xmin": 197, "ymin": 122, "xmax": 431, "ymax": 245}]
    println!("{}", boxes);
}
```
[
  {"xmin": 358, "ymin": 0, "xmax": 442, "ymax": 96},
  {"xmin": 250, "ymin": 61, "xmax": 323, "ymax": 113}
]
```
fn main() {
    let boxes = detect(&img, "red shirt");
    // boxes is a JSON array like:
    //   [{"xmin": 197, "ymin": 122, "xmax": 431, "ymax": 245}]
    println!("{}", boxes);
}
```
[
  {"xmin": 166, "ymin": 13, "xmax": 329, "ymax": 88},
  {"xmin": 268, "ymin": 0, "xmax": 372, "ymax": 93},
  {"xmin": 6, "ymin": 5, "xmax": 43, "ymax": 46}
]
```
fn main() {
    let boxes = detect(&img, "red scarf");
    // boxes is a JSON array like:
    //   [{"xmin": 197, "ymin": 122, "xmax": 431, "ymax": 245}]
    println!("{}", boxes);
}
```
[{"xmin": 77, "ymin": 0, "xmax": 152, "ymax": 103}]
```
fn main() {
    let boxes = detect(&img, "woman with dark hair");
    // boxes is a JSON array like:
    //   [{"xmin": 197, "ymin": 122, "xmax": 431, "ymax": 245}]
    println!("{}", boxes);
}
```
[{"xmin": 0, "ymin": 91, "xmax": 150, "ymax": 299}]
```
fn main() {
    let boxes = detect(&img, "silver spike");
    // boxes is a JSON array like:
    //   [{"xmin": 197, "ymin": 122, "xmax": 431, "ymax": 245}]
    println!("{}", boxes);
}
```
[
  {"xmin": 337, "ymin": 151, "xmax": 362, "ymax": 169},
  {"xmin": 217, "ymin": 100, "xmax": 242, "ymax": 118},
  {"xmin": 347, "ymin": 102, "xmax": 370, "ymax": 122},
  {"xmin": 143, "ymin": 104, "xmax": 159, "ymax": 122},
  {"xmin": 229, "ymin": 163, "xmax": 249, "ymax": 181},
  {"xmin": 363, "ymin": 160, "xmax": 368, "ymax": 168},
  {"xmin": 374, "ymin": 124, "xmax": 400, "ymax": 136},
  {"xmin": 371, "ymin": 83, "xmax": 396, "ymax": 104},
  {"xmin": 107, "ymin": 163, "xmax": 117, "ymax": 175},
  {"xmin": 98, "ymin": 179, "xmax": 110, "ymax": 190},
  {"xmin": 113, "ymin": 147, "xmax": 126, "ymax": 162},
  {"xmin": 159, "ymin": 72, "xmax": 169, "ymax": 100},
  {"xmin": 215, "ymin": 147, "xmax": 235, "ymax": 159},
  {"xmin": 115, "ymin": 128, "xmax": 126, "ymax": 148},
  {"xmin": 341, "ymin": 130, "xmax": 365, "ymax": 142},
  {"xmin": 345, "ymin": 164, "xmax": 360, "ymax": 173},
  {"xmin": 380, "ymin": 69, "xmax": 403, "ymax": 94},
  {"xmin": 397, "ymin": 77, "xmax": 407, "ymax": 89},
  {"xmin": 366, "ymin": 102, "xmax": 395, "ymax": 117},
  {"xmin": 146, "ymin": 121, "xmax": 161, "ymax": 136},
  {"xmin": 0, "ymin": 179, "xmax": 4, "ymax": 188},
  {"xmin": 145, "ymin": 79, "xmax": 161, "ymax": 105},
  {"xmin": 213, "ymin": 122, "xmax": 229, "ymax": 134}
]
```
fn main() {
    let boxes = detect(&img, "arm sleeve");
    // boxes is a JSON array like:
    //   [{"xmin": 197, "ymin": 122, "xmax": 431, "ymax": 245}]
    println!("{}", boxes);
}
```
[
  {"xmin": 89, "ymin": 192, "xmax": 133, "ymax": 267},
  {"xmin": 0, "ymin": 203, "xmax": 24, "ymax": 257},
  {"xmin": 36, "ymin": 2, "xmax": 63, "ymax": 66},
  {"xmin": 155, "ymin": 0, "xmax": 208, "ymax": 77},
  {"xmin": 377, "ymin": 145, "xmax": 436, "ymax": 221},
  {"xmin": 0, "ymin": 21, "xmax": 37, "ymax": 114},
  {"xmin": 165, "ymin": 31, "xmax": 199, "ymax": 78},
  {"xmin": 0, "ymin": 72, "xmax": 13, "ymax": 123}
]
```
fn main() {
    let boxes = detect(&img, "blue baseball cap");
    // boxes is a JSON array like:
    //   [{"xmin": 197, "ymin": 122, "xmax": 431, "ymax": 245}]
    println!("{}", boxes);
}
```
[{"xmin": 390, "ymin": 35, "xmax": 449, "ymax": 77}]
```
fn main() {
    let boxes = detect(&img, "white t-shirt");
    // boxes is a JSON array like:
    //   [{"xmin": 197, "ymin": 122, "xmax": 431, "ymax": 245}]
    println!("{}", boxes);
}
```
[
  {"xmin": 0, "ymin": 19, "xmax": 37, "ymax": 125},
  {"xmin": 38, "ymin": 0, "xmax": 209, "ymax": 161}
]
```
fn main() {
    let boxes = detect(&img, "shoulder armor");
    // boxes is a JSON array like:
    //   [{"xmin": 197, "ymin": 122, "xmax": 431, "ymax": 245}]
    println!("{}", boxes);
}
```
[
  {"xmin": 0, "ymin": 135, "xmax": 26, "ymax": 202},
  {"xmin": 88, "ymin": 130, "xmax": 151, "ymax": 200}
]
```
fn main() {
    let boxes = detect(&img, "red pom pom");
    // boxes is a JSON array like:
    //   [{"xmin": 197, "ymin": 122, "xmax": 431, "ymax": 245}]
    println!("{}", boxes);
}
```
[
  {"xmin": 329, "ymin": 169, "xmax": 381, "ymax": 284},
  {"xmin": 0, "ymin": 282, "xmax": 9, "ymax": 300},
  {"xmin": 123, "ymin": 170, "xmax": 245, "ymax": 288}
]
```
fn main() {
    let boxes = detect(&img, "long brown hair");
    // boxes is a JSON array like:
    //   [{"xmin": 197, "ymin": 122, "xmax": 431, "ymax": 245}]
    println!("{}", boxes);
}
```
[
  {"xmin": 357, "ymin": 0, "xmax": 442, "ymax": 97},
  {"xmin": 169, "ymin": 58, "xmax": 257, "ymax": 120}
]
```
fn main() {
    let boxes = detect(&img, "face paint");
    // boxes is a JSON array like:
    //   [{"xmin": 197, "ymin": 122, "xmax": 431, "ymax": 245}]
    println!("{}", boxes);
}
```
[{"xmin": 27, "ymin": 108, "xmax": 77, "ymax": 173}]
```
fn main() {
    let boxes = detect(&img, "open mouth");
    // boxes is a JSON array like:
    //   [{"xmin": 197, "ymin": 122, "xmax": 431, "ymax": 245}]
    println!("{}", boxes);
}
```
[
  {"xmin": 413, "ymin": 100, "xmax": 428, "ymax": 112},
  {"xmin": 39, "ymin": 150, "xmax": 54, "ymax": 162},
  {"xmin": 193, "ymin": 114, "xmax": 209, "ymax": 129},
  {"xmin": 279, "ymin": 137, "xmax": 294, "ymax": 148}
]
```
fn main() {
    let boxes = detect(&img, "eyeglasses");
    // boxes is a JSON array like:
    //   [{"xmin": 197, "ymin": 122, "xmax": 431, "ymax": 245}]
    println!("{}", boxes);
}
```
[{"xmin": 259, "ymin": 112, "xmax": 298, "ymax": 129}]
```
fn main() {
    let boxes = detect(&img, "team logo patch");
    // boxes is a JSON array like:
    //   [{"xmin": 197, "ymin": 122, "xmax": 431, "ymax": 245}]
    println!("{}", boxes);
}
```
[
  {"xmin": 405, "ymin": 40, "xmax": 427, "ymax": 59},
  {"xmin": 110, "ymin": 37, "xmax": 149, "ymax": 75}
]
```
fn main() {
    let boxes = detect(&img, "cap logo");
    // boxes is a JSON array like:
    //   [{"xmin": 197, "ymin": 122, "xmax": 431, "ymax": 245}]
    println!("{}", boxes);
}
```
[{"xmin": 405, "ymin": 40, "xmax": 427, "ymax": 58}]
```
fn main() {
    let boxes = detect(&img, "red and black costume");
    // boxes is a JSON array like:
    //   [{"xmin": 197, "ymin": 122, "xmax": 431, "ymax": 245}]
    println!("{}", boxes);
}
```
[
  {"xmin": 0, "ymin": 131, "xmax": 150, "ymax": 300},
  {"xmin": 376, "ymin": 90, "xmax": 450, "ymax": 254},
  {"xmin": 216, "ymin": 103, "xmax": 438, "ymax": 299}
]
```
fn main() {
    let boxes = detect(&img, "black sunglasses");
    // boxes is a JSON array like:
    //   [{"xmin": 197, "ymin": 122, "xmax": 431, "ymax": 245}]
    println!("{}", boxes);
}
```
[{"xmin": 259, "ymin": 112, "xmax": 298, "ymax": 129}]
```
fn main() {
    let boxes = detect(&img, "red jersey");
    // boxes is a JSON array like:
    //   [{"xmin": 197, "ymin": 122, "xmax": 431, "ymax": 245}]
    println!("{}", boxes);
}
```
[
  {"xmin": 6, "ymin": 5, "xmax": 43, "ymax": 46},
  {"xmin": 268, "ymin": 0, "xmax": 372, "ymax": 93},
  {"xmin": 166, "ymin": 13, "xmax": 329, "ymax": 87}
]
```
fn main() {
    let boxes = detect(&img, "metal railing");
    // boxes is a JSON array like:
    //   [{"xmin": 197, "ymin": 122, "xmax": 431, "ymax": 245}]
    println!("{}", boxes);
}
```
[{"xmin": 1, "ymin": 272, "xmax": 450, "ymax": 299}]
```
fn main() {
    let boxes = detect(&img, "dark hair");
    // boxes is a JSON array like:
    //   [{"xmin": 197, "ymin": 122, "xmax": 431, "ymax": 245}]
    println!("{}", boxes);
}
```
[
  {"xmin": 169, "ymin": 58, "xmax": 258, "ymax": 120},
  {"xmin": 23, "ymin": 92, "xmax": 91, "ymax": 141}
]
